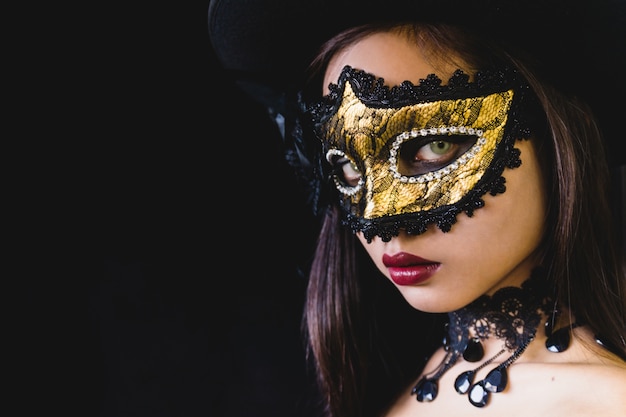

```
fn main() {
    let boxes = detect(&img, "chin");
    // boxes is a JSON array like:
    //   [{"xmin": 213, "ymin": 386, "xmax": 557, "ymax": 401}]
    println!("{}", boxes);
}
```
[{"xmin": 400, "ymin": 290, "xmax": 466, "ymax": 314}]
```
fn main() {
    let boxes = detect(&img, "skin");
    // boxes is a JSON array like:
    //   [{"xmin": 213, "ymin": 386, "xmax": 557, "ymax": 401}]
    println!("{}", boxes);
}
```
[{"xmin": 323, "ymin": 31, "xmax": 626, "ymax": 416}]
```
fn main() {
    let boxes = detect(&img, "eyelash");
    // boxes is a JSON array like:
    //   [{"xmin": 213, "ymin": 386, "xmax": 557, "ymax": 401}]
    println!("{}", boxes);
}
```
[{"xmin": 389, "ymin": 126, "xmax": 486, "ymax": 183}]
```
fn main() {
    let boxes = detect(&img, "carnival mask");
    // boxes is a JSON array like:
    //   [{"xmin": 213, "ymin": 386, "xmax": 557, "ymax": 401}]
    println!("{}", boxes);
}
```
[{"xmin": 306, "ymin": 66, "xmax": 536, "ymax": 242}]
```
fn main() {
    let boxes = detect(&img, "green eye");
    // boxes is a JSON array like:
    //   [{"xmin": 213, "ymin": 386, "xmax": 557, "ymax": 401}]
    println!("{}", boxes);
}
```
[
  {"xmin": 395, "ymin": 133, "xmax": 477, "ymax": 176},
  {"xmin": 429, "ymin": 141, "xmax": 453, "ymax": 155}
]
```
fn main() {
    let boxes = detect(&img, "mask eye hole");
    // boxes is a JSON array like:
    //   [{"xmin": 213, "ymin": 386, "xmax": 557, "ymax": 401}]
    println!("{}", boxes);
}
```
[
  {"xmin": 389, "ymin": 126, "xmax": 484, "ymax": 181},
  {"xmin": 397, "ymin": 134, "xmax": 475, "ymax": 176},
  {"xmin": 326, "ymin": 149, "xmax": 363, "ymax": 194}
]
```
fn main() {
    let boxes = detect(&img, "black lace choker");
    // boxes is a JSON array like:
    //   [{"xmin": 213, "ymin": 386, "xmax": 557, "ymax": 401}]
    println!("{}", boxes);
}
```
[{"xmin": 412, "ymin": 268, "xmax": 556, "ymax": 407}]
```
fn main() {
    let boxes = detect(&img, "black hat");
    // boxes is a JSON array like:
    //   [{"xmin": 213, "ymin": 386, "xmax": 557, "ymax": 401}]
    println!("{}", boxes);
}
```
[{"xmin": 208, "ymin": 0, "xmax": 626, "ymax": 165}]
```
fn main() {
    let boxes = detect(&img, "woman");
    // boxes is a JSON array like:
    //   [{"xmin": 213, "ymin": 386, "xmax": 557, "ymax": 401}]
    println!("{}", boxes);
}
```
[{"xmin": 209, "ymin": 1, "xmax": 626, "ymax": 416}]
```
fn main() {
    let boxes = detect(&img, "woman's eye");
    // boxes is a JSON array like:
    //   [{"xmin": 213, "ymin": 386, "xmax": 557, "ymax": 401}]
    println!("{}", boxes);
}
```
[
  {"xmin": 334, "ymin": 157, "xmax": 362, "ymax": 187},
  {"xmin": 326, "ymin": 150, "xmax": 362, "ymax": 188},
  {"xmin": 397, "ymin": 134, "xmax": 476, "ymax": 176},
  {"xmin": 421, "ymin": 141, "xmax": 453, "ymax": 158}
]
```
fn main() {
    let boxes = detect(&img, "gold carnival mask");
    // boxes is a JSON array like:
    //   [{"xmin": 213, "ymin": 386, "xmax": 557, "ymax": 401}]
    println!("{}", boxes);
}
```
[{"xmin": 307, "ymin": 66, "xmax": 537, "ymax": 242}]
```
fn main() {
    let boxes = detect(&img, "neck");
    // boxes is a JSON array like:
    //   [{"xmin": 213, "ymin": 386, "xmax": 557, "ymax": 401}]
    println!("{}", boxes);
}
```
[{"xmin": 446, "ymin": 268, "xmax": 552, "ymax": 355}]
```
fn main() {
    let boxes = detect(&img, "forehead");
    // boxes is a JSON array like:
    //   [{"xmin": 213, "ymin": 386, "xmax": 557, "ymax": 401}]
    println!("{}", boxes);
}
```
[{"xmin": 323, "ymin": 31, "xmax": 466, "ymax": 94}]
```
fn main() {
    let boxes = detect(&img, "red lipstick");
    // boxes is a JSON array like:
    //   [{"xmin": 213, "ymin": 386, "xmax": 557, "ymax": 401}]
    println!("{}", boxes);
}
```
[{"xmin": 382, "ymin": 252, "xmax": 440, "ymax": 286}]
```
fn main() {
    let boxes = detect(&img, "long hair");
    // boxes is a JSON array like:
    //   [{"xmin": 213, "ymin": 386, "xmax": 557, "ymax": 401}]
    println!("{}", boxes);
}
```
[{"xmin": 301, "ymin": 22, "xmax": 626, "ymax": 417}]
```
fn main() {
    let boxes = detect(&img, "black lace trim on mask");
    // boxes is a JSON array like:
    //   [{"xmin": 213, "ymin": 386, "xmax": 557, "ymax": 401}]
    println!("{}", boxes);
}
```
[
  {"xmin": 288, "ymin": 66, "xmax": 541, "ymax": 226},
  {"xmin": 299, "ymin": 66, "xmax": 539, "ymax": 242},
  {"xmin": 306, "ymin": 66, "xmax": 531, "ymax": 125}
]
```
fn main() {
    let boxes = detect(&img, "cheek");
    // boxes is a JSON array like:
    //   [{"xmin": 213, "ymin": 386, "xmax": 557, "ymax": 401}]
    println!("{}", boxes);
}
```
[
  {"xmin": 443, "ymin": 142, "xmax": 547, "ymax": 270},
  {"xmin": 492, "ymin": 142, "xmax": 546, "ymax": 236}
]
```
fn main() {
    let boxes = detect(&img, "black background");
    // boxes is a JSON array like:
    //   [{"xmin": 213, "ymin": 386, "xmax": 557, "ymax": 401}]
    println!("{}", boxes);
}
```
[
  {"xmin": 31, "ymin": 2, "xmax": 319, "ymax": 416},
  {"xmin": 16, "ymin": 2, "xmax": 624, "ymax": 416}
]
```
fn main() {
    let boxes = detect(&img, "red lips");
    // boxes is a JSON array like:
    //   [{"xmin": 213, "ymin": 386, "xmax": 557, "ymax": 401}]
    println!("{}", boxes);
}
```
[
  {"xmin": 383, "ymin": 252, "xmax": 440, "ymax": 285},
  {"xmin": 383, "ymin": 252, "xmax": 436, "ymax": 267}
]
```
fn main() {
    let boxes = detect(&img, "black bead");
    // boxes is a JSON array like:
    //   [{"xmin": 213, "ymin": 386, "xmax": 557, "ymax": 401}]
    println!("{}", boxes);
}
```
[
  {"xmin": 413, "ymin": 377, "xmax": 438, "ymax": 402},
  {"xmin": 595, "ymin": 334, "xmax": 626, "ymax": 361},
  {"xmin": 545, "ymin": 327, "xmax": 571, "ymax": 352},
  {"xmin": 468, "ymin": 381, "xmax": 489, "ymax": 407},
  {"xmin": 483, "ymin": 367, "xmax": 508, "ymax": 393},
  {"xmin": 454, "ymin": 370, "xmax": 475, "ymax": 394},
  {"xmin": 463, "ymin": 337, "xmax": 484, "ymax": 362}
]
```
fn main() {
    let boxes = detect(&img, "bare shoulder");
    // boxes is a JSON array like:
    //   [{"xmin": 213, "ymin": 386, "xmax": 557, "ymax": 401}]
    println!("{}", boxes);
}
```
[
  {"xmin": 521, "ymin": 360, "xmax": 626, "ymax": 416},
  {"xmin": 517, "ymin": 330, "xmax": 626, "ymax": 416}
]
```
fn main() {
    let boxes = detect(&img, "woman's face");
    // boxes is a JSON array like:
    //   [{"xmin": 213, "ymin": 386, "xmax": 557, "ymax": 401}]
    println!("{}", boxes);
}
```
[{"xmin": 323, "ymin": 31, "xmax": 547, "ymax": 313}]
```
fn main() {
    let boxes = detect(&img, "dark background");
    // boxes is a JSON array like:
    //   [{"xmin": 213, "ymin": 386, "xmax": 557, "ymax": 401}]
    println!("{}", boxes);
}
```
[
  {"xmin": 32, "ymin": 2, "xmax": 319, "ymax": 416},
  {"xmin": 16, "ymin": 2, "xmax": 624, "ymax": 416}
]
